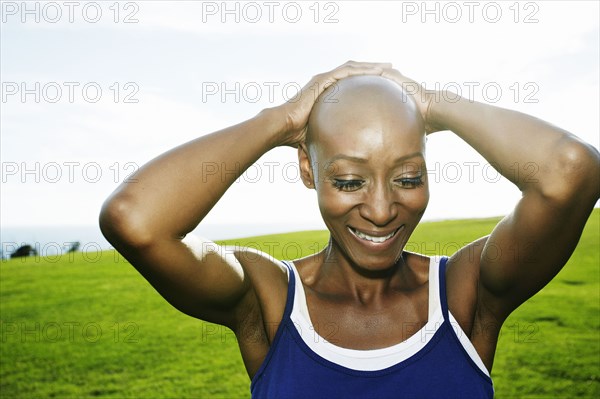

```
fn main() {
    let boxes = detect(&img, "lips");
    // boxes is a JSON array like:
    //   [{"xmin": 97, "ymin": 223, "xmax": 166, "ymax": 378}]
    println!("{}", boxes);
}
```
[{"xmin": 348, "ymin": 226, "xmax": 403, "ymax": 244}]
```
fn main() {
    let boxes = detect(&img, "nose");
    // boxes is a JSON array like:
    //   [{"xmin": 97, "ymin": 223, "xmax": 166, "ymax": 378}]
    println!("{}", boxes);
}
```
[{"xmin": 359, "ymin": 182, "xmax": 398, "ymax": 227}]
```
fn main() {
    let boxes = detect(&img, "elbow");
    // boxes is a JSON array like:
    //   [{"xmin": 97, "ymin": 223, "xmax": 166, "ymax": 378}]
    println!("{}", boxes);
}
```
[
  {"xmin": 99, "ymin": 193, "xmax": 156, "ymax": 250},
  {"xmin": 562, "ymin": 140, "xmax": 600, "ymax": 200},
  {"xmin": 541, "ymin": 138, "xmax": 600, "ymax": 205}
]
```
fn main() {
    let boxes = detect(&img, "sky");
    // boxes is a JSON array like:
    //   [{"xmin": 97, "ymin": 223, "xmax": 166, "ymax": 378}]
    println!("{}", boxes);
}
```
[{"xmin": 1, "ymin": 0, "xmax": 599, "ymax": 240}]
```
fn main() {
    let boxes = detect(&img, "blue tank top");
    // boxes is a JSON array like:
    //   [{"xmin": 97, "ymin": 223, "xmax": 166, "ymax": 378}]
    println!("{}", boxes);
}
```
[{"xmin": 250, "ymin": 256, "xmax": 494, "ymax": 398}]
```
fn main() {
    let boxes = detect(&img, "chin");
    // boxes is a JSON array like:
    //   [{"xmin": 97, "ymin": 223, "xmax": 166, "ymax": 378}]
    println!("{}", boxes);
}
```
[
  {"xmin": 329, "ymin": 231, "xmax": 407, "ymax": 275},
  {"xmin": 346, "ymin": 225, "xmax": 407, "ymax": 268}
]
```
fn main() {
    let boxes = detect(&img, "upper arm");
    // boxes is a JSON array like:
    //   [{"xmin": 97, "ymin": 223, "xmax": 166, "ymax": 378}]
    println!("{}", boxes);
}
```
[
  {"xmin": 464, "ymin": 138, "xmax": 600, "ymax": 319},
  {"xmin": 99, "ymin": 192, "xmax": 290, "ymax": 338},
  {"xmin": 115, "ymin": 232, "xmax": 253, "ymax": 327},
  {"xmin": 477, "ymin": 186, "xmax": 597, "ymax": 319}
]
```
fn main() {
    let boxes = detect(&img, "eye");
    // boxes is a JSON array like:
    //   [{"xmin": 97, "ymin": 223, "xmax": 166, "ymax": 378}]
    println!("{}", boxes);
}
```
[
  {"xmin": 395, "ymin": 176, "xmax": 424, "ymax": 188},
  {"xmin": 332, "ymin": 179, "xmax": 364, "ymax": 191}
]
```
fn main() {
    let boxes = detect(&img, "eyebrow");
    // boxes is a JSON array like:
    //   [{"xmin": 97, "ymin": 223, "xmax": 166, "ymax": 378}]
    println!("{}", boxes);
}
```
[{"xmin": 325, "ymin": 151, "xmax": 424, "ymax": 168}]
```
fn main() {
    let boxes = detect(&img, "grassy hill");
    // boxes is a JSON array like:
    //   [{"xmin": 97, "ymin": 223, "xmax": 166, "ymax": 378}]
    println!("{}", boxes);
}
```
[{"xmin": 1, "ymin": 210, "xmax": 598, "ymax": 398}]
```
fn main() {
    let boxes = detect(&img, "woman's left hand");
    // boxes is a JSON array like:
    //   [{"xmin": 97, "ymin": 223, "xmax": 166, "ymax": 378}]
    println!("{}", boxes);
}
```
[{"xmin": 381, "ymin": 68, "xmax": 443, "ymax": 134}]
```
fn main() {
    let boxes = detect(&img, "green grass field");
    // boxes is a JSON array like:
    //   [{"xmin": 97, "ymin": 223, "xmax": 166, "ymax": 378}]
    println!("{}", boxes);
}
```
[{"xmin": 1, "ymin": 210, "xmax": 598, "ymax": 398}]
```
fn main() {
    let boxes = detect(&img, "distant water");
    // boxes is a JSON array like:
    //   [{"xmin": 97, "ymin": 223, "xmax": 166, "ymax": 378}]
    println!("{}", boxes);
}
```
[{"xmin": 0, "ymin": 222, "xmax": 326, "ymax": 259}]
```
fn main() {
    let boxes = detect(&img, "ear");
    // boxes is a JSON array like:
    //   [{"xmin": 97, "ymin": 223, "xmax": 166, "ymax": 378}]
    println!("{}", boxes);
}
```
[{"xmin": 298, "ymin": 143, "xmax": 315, "ymax": 189}]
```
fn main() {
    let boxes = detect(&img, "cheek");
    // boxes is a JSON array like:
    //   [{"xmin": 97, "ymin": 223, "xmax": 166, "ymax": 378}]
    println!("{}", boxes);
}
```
[
  {"xmin": 317, "ymin": 188, "xmax": 357, "ymax": 220},
  {"xmin": 316, "ymin": 185, "xmax": 430, "ymax": 223},
  {"xmin": 397, "ymin": 186, "xmax": 430, "ymax": 215}
]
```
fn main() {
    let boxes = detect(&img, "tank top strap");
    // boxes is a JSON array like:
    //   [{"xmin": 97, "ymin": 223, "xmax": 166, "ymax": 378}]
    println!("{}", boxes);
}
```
[
  {"xmin": 438, "ymin": 256, "xmax": 450, "ymax": 322},
  {"xmin": 280, "ymin": 260, "xmax": 296, "ymax": 320}
]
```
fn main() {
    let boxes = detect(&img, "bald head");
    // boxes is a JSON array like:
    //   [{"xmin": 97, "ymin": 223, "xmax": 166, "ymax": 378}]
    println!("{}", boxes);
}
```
[{"xmin": 305, "ymin": 75, "xmax": 425, "ymax": 153}]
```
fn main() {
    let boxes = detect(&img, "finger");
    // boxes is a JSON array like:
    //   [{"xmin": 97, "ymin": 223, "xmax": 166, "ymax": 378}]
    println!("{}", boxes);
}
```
[
  {"xmin": 343, "ymin": 60, "xmax": 393, "ymax": 69},
  {"xmin": 308, "ymin": 62, "xmax": 393, "ymax": 98},
  {"xmin": 311, "ymin": 62, "xmax": 391, "ymax": 87},
  {"xmin": 330, "ymin": 64, "xmax": 389, "ymax": 80},
  {"xmin": 330, "ymin": 61, "xmax": 392, "ymax": 76}
]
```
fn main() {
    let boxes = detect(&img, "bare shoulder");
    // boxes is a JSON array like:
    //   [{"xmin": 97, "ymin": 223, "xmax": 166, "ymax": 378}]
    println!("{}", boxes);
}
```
[
  {"xmin": 406, "ymin": 251, "xmax": 431, "ymax": 264},
  {"xmin": 446, "ymin": 236, "xmax": 488, "ymax": 286},
  {"xmin": 178, "ymin": 235, "xmax": 289, "ymax": 332},
  {"xmin": 218, "ymin": 246, "xmax": 291, "ymax": 377},
  {"xmin": 291, "ymin": 253, "xmax": 325, "ymax": 286},
  {"xmin": 232, "ymin": 245, "xmax": 289, "ymax": 281},
  {"xmin": 445, "ymin": 237, "xmax": 490, "ymax": 333},
  {"xmin": 231, "ymin": 246, "xmax": 290, "ymax": 337},
  {"xmin": 404, "ymin": 251, "xmax": 431, "ymax": 276},
  {"xmin": 446, "ymin": 236, "xmax": 502, "ymax": 370}
]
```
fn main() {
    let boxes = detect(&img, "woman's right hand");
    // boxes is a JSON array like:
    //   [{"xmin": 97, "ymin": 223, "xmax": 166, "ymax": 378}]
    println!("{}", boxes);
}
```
[{"xmin": 273, "ymin": 60, "xmax": 392, "ymax": 147}]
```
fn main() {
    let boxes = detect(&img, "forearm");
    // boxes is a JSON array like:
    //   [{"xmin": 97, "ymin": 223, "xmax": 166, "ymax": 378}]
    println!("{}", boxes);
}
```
[
  {"xmin": 100, "ymin": 62, "xmax": 391, "ymax": 247},
  {"xmin": 430, "ymin": 95, "xmax": 600, "ymax": 201},
  {"xmin": 100, "ymin": 107, "xmax": 286, "ymax": 244}
]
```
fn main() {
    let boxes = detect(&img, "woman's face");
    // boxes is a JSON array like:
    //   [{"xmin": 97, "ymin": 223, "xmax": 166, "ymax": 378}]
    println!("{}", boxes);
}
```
[{"xmin": 300, "ymin": 76, "xmax": 428, "ymax": 272}]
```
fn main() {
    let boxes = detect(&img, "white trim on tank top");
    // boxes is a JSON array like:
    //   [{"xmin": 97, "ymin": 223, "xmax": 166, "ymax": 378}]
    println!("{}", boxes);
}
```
[{"xmin": 286, "ymin": 256, "xmax": 490, "ymax": 376}]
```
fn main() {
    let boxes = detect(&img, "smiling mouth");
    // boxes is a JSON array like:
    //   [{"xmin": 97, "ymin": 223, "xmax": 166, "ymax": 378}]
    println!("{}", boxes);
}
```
[{"xmin": 348, "ymin": 226, "xmax": 403, "ymax": 243}]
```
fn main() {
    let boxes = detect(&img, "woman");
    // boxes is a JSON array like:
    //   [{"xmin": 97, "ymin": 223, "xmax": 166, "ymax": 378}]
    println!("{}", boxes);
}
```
[{"xmin": 99, "ymin": 61, "xmax": 600, "ymax": 398}]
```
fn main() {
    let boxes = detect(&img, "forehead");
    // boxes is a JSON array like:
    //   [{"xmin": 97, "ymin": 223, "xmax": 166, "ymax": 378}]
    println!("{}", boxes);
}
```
[{"xmin": 307, "ymin": 75, "xmax": 425, "ymax": 166}]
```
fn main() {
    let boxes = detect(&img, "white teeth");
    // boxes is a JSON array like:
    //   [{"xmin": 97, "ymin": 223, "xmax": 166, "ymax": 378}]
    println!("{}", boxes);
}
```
[{"xmin": 351, "ymin": 228, "xmax": 397, "ymax": 243}]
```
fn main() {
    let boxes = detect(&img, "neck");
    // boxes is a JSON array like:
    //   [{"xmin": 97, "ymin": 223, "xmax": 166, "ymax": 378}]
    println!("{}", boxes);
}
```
[{"xmin": 316, "ymin": 238, "xmax": 407, "ymax": 305}]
